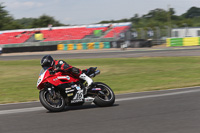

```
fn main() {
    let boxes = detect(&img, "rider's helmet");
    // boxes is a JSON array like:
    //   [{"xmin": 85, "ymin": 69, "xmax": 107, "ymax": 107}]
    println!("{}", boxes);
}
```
[{"xmin": 40, "ymin": 55, "xmax": 54, "ymax": 68}]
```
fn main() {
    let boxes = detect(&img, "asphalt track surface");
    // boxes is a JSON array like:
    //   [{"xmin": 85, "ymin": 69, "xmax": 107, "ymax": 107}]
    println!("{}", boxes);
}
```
[
  {"xmin": 1, "ymin": 47, "xmax": 200, "ymax": 133},
  {"xmin": 1, "ymin": 46, "xmax": 200, "ymax": 60},
  {"xmin": 0, "ymin": 87, "xmax": 200, "ymax": 133}
]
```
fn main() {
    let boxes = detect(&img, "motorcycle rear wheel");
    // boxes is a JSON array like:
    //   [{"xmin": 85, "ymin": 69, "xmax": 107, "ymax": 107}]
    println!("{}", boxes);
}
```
[
  {"xmin": 39, "ymin": 90, "xmax": 65, "ymax": 112},
  {"xmin": 93, "ymin": 82, "xmax": 115, "ymax": 107}
]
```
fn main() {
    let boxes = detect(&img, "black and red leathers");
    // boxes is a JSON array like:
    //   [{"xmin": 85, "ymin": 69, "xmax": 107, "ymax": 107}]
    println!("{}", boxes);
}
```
[{"xmin": 53, "ymin": 60, "xmax": 82, "ymax": 79}]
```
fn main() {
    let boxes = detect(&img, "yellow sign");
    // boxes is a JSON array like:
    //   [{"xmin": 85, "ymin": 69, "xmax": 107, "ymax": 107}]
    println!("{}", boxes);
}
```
[{"xmin": 35, "ymin": 33, "xmax": 44, "ymax": 40}]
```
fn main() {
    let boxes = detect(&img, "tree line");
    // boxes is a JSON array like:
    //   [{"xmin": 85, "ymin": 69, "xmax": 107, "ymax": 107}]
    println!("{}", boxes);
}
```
[
  {"xmin": 0, "ymin": 3, "xmax": 65, "ymax": 30},
  {"xmin": 1, "ymin": 2, "xmax": 200, "ymax": 31},
  {"xmin": 99, "ymin": 7, "xmax": 200, "ymax": 29}
]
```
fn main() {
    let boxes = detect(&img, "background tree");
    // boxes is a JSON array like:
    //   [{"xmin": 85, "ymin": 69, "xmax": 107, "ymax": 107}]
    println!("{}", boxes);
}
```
[
  {"xmin": 0, "ymin": 3, "xmax": 22, "ymax": 30},
  {"xmin": 30, "ymin": 15, "xmax": 65, "ymax": 28},
  {"xmin": 1, "ymin": 2, "xmax": 200, "ymax": 31},
  {"xmin": 15, "ymin": 18, "xmax": 35, "ymax": 28},
  {"xmin": 182, "ymin": 6, "xmax": 200, "ymax": 18}
]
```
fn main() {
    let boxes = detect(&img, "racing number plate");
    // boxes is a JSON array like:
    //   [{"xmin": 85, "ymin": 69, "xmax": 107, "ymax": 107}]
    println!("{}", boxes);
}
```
[{"xmin": 71, "ymin": 90, "xmax": 84, "ymax": 103}]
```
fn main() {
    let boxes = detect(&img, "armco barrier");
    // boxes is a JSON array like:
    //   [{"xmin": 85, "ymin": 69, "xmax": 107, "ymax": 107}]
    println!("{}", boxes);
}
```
[
  {"xmin": 167, "ymin": 37, "xmax": 200, "ymax": 47},
  {"xmin": 57, "ymin": 42, "xmax": 110, "ymax": 50}
]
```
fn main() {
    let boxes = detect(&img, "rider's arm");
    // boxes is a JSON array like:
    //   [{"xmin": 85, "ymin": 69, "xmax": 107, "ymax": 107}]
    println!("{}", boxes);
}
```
[
  {"xmin": 55, "ymin": 60, "xmax": 82, "ymax": 77},
  {"xmin": 54, "ymin": 60, "xmax": 71, "ymax": 71},
  {"xmin": 69, "ymin": 67, "xmax": 82, "ymax": 77}
]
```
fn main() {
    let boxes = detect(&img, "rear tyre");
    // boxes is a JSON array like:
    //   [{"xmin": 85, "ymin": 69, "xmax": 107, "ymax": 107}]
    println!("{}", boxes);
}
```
[
  {"xmin": 93, "ymin": 82, "xmax": 115, "ymax": 107},
  {"xmin": 39, "ymin": 89, "xmax": 65, "ymax": 112}
]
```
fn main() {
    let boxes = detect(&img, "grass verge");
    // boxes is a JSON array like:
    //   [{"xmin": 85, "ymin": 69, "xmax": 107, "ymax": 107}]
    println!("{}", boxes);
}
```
[{"xmin": 1, "ymin": 57, "xmax": 200, "ymax": 104}]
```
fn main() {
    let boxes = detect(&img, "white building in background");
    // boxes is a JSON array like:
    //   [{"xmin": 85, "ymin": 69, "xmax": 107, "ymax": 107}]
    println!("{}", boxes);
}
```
[{"xmin": 171, "ymin": 27, "xmax": 200, "ymax": 38}]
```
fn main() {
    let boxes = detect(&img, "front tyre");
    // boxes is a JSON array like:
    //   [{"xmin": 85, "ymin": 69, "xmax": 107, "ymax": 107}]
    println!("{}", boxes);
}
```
[
  {"xmin": 93, "ymin": 82, "xmax": 115, "ymax": 107},
  {"xmin": 39, "ymin": 89, "xmax": 65, "ymax": 112}
]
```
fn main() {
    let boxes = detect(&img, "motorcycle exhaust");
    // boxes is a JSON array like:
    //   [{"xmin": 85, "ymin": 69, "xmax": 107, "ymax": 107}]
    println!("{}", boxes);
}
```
[
  {"xmin": 84, "ymin": 97, "xmax": 95, "ymax": 103},
  {"xmin": 89, "ymin": 70, "xmax": 100, "ymax": 78}
]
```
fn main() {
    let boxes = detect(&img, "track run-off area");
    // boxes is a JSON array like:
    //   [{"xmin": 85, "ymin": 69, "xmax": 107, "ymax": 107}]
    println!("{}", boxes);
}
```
[{"xmin": 1, "ymin": 46, "xmax": 200, "ymax": 133}]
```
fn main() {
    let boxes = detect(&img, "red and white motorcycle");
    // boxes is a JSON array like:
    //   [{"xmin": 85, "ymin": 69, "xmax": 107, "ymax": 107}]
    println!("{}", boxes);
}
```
[{"xmin": 37, "ymin": 67, "xmax": 115, "ymax": 112}]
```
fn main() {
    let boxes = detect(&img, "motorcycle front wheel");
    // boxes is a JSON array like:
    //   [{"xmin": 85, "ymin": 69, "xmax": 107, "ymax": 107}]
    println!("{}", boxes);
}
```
[
  {"xmin": 39, "ymin": 89, "xmax": 65, "ymax": 112},
  {"xmin": 93, "ymin": 82, "xmax": 115, "ymax": 107}
]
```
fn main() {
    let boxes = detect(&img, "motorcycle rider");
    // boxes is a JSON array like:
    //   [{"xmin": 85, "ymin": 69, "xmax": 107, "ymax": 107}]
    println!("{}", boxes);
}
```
[{"xmin": 40, "ymin": 55, "xmax": 93, "ymax": 88}]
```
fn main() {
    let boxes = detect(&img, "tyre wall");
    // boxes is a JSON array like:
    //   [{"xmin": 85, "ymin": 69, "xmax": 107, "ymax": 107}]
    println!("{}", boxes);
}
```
[
  {"xmin": 57, "ymin": 42, "xmax": 111, "ymax": 50},
  {"xmin": 167, "ymin": 37, "xmax": 200, "ymax": 47}
]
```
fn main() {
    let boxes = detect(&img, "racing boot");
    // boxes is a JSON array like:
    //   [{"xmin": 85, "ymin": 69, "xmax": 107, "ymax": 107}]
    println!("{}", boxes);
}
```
[{"xmin": 79, "ymin": 73, "xmax": 93, "ymax": 89}]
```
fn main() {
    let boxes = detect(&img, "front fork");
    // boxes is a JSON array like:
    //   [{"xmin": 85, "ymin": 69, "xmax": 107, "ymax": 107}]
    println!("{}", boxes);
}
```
[{"xmin": 47, "ymin": 87, "xmax": 57, "ymax": 99}]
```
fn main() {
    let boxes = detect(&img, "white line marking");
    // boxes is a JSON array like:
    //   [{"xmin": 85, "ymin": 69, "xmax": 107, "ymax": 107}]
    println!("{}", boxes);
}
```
[
  {"xmin": 0, "ymin": 107, "xmax": 45, "ymax": 115},
  {"xmin": 0, "ymin": 101, "xmax": 39, "ymax": 106},
  {"xmin": 0, "ymin": 88, "xmax": 200, "ymax": 115},
  {"xmin": 116, "ymin": 86, "xmax": 200, "ymax": 96},
  {"xmin": 116, "ymin": 89, "xmax": 200, "ymax": 102}
]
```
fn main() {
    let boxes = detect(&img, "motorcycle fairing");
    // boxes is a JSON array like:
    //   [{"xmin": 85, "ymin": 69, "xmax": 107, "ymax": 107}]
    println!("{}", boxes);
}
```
[{"xmin": 37, "ymin": 68, "xmax": 79, "ymax": 90}]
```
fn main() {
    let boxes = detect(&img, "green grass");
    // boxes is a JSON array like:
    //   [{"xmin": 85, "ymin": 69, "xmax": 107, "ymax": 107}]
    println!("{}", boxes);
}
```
[{"xmin": 1, "ymin": 57, "xmax": 200, "ymax": 104}]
